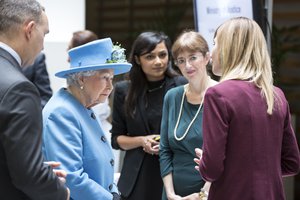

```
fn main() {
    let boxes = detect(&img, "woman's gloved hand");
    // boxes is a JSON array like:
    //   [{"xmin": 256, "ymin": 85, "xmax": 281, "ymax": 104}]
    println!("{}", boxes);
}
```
[{"xmin": 112, "ymin": 192, "xmax": 122, "ymax": 200}]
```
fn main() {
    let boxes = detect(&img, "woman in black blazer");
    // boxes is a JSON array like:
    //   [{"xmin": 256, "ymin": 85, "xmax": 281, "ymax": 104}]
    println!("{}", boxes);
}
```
[{"xmin": 111, "ymin": 31, "xmax": 187, "ymax": 200}]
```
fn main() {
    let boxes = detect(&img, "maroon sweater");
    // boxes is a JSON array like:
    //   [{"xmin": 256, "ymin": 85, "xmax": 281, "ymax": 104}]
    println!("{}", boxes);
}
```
[{"xmin": 200, "ymin": 80, "xmax": 300, "ymax": 200}]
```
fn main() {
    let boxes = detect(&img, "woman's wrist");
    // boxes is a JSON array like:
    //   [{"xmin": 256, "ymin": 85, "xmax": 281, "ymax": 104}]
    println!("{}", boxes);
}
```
[
  {"xmin": 198, "ymin": 188, "xmax": 208, "ymax": 200},
  {"xmin": 167, "ymin": 192, "xmax": 177, "ymax": 199},
  {"xmin": 140, "ymin": 136, "xmax": 147, "ymax": 148},
  {"xmin": 112, "ymin": 192, "xmax": 121, "ymax": 200}
]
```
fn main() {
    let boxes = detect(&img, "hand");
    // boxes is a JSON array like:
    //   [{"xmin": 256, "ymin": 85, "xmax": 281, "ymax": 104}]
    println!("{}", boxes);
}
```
[
  {"xmin": 44, "ymin": 161, "xmax": 67, "ymax": 183},
  {"xmin": 66, "ymin": 188, "xmax": 70, "ymax": 200},
  {"xmin": 142, "ymin": 134, "xmax": 160, "ymax": 155},
  {"xmin": 112, "ymin": 192, "xmax": 121, "ymax": 200},
  {"xmin": 53, "ymin": 169, "xmax": 67, "ymax": 184},
  {"xmin": 182, "ymin": 193, "xmax": 200, "ymax": 200},
  {"xmin": 194, "ymin": 148, "xmax": 203, "ymax": 172},
  {"xmin": 167, "ymin": 193, "xmax": 182, "ymax": 200},
  {"xmin": 44, "ymin": 161, "xmax": 61, "ymax": 168}
]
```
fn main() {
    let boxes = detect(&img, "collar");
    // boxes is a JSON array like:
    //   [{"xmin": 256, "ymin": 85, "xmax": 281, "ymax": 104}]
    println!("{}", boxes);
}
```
[{"xmin": 0, "ymin": 42, "xmax": 22, "ymax": 66}]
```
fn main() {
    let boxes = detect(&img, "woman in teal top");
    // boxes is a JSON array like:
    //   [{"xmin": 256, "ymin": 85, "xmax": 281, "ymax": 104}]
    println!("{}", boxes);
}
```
[{"xmin": 159, "ymin": 31, "xmax": 218, "ymax": 199}]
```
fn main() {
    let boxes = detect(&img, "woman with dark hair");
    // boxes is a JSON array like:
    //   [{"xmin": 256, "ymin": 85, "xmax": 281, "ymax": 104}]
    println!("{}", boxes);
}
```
[{"xmin": 111, "ymin": 31, "xmax": 187, "ymax": 200}]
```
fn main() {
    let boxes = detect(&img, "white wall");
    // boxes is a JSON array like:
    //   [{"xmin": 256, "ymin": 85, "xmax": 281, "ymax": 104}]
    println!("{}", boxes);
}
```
[{"xmin": 39, "ymin": 0, "xmax": 85, "ymax": 92}]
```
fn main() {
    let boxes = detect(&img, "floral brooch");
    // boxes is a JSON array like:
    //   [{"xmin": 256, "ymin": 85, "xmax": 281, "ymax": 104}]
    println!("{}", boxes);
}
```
[{"xmin": 106, "ymin": 43, "xmax": 127, "ymax": 63}]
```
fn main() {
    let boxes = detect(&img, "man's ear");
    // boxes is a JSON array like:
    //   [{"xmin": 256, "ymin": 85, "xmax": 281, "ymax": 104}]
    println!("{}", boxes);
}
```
[
  {"xmin": 134, "ymin": 56, "xmax": 140, "ymax": 65},
  {"xmin": 24, "ymin": 21, "xmax": 35, "ymax": 40}
]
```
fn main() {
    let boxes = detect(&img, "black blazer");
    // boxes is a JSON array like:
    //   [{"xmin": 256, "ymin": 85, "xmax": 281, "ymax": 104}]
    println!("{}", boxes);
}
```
[
  {"xmin": 0, "ymin": 48, "xmax": 67, "ymax": 200},
  {"xmin": 111, "ymin": 76, "xmax": 187, "ymax": 197},
  {"xmin": 22, "ymin": 53, "xmax": 52, "ymax": 108}
]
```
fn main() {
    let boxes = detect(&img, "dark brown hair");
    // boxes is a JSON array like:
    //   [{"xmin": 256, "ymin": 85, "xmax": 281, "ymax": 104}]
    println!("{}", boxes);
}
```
[
  {"xmin": 68, "ymin": 30, "xmax": 98, "ymax": 50},
  {"xmin": 125, "ymin": 31, "xmax": 180, "ymax": 118}
]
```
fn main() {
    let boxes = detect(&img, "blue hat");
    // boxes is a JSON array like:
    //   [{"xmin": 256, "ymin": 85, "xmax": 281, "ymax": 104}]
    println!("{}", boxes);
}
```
[{"xmin": 55, "ymin": 38, "xmax": 132, "ymax": 78}]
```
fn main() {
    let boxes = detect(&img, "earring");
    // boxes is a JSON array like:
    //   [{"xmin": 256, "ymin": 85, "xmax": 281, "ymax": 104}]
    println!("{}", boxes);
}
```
[{"xmin": 80, "ymin": 86, "xmax": 84, "ymax": 90}]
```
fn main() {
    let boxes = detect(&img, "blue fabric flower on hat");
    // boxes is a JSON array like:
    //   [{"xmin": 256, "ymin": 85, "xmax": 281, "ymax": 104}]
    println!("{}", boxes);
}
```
[{"xmin": 106, "ymin": 43, "xmax": 127, "ymax": 63}]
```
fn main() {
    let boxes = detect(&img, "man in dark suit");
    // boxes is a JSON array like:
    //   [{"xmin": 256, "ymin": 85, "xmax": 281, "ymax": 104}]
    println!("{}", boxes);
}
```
[
  {"xmin": 23, "ymin": 53, "xmax": 53, "ymax": 108},
  {"xmin": 0, "ymin": 0, "xmax": 70, "ymax": 199}
]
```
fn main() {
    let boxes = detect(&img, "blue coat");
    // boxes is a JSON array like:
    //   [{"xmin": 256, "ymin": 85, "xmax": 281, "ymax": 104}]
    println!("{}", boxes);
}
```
[{"xmin": 42, "ymin": 88, "xmax": 118, "ymax": 200}]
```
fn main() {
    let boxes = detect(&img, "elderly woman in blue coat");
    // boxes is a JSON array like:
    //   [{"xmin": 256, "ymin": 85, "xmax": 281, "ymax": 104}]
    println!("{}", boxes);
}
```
[{"xmin": 42, "ymin": 38, "xmax": 131, "ymax": 200}]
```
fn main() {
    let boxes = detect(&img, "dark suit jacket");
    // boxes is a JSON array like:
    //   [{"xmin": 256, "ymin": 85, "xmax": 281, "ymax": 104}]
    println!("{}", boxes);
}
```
[
  {"xmin": 0, "ymin": 48, "xmax": 67, "ymax": 200},
  {"xmin": 111, "ymin": 76, "xmax": 187, "ymax": 198},
  {"xmin": 22, "ymin": 53, "xmax": 52, "ymax": 108}
]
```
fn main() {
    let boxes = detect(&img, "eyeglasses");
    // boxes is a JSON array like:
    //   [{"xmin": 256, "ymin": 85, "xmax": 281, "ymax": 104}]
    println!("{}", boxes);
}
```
[{"xmin": 174, "ymin": 54, "xmax": 204, "ymax": 67}]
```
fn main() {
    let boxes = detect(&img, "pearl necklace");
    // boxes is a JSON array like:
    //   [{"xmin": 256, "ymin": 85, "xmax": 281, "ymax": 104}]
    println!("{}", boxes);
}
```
[{"xmin": 174, "ymin": 85, "xmax": 204, "ymax": 141}]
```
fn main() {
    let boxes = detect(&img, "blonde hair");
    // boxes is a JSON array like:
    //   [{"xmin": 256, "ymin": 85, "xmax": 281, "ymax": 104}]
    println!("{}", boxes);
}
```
[
  {"xmin": 216, "ymin": 17, "xmax": 275, "ymax": 114},
  {"xmin": 172, "ymin": 30, "xmax": 209, "ymax": 58}
]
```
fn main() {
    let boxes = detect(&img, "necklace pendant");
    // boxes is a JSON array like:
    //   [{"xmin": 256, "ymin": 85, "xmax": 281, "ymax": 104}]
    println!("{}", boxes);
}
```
[{"xmin": 147, "ymin": 81, "xmax": 166, "ymax": 93}]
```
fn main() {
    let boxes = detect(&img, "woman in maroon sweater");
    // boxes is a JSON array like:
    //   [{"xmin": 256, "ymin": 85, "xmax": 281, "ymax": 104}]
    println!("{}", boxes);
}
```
[{"xmin": 197, "ymin": 17, "xmax": 300, "ymax": 200}]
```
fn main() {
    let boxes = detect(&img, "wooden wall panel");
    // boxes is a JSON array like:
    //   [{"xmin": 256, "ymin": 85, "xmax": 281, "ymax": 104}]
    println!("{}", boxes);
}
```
[
  {"xmin": 273, "ymin": 1, "xmax": 300, "ymax": 199},
  {"xmin": 273, "ymin": 0, "xmax": 300, "ymax": 111},
  {"xmin": 86, "ymin": 0, "xmax": 194, "ymax": 54}
]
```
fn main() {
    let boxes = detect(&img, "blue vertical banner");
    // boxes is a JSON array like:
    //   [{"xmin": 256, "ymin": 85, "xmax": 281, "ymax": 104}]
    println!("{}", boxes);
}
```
[{"xmin": 194, "ymin": 0, "xmax": 253, "ymax": 50}]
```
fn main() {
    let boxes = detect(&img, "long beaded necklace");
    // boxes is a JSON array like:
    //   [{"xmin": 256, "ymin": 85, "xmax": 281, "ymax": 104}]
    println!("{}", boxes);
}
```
[{"xmin": 174, "ymin": 85, "xmax": 204, "ymax": 141}]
